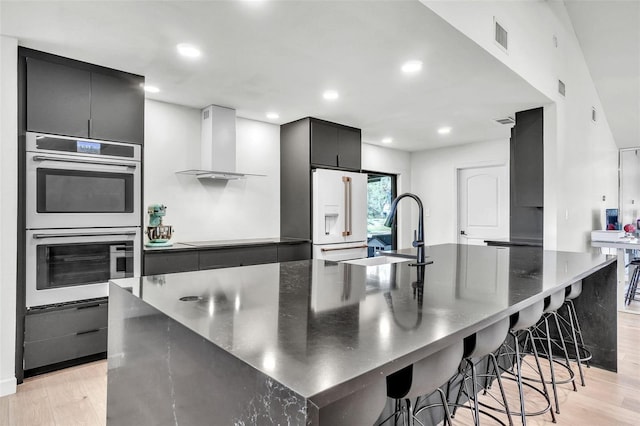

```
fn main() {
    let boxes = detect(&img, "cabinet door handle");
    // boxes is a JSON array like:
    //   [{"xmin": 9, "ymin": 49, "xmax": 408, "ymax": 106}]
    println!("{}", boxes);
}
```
[
  {"xmin": 33, "ymin": 231, "xmax": 137, "ymax": 239},
  {"xmin": 33, "ymin": 155, "xmax": 137, "ymax": 169},
  {"xmin": 336, "ymin": 154, "xmax": 340, "ymax": 167}
]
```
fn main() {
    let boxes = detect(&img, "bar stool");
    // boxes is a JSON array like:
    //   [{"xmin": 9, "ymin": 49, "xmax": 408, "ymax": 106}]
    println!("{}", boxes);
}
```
[
  {"xmin": 320, "ymin": 377, "xmax": 387, "ymax": 426},
  {"xmin": 528, "ymin": 289, "xmax": 577, "ymax": 414},
  {"xmin": 560, "ymin": 281, "xmax": 592, "ymax": 386},
  {"xmin": 625, "ymin": 259, "xmax": 640, "ymax": 305},
  {"xmin": 495, "ymin": 300, "xmax": 556, "ymax": 425},
  {"xmin": 382, "ymin": 341, "xmax": 464, "ymax": 426},
  {"xmin": 452, "ymin": 317, "xmax": 513, "ymax": 426}
]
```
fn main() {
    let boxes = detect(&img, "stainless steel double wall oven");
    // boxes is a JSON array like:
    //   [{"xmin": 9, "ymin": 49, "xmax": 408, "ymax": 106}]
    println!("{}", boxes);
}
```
[{"xmin": 25, "ymin": 132, "xmax": 141, "ymax": 308}]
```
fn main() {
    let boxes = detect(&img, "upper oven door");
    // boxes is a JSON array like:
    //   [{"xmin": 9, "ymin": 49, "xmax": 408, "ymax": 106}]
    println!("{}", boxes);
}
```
[{"xmin": 25, "ymin": 135, "xmax": 141, "ymax": 229}]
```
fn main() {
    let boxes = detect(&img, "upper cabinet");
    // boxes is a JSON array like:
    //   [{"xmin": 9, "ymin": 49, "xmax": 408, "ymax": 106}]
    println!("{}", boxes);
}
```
[
  {"xmin": 26, "ymin": 58, "xmax": 92, "ymax": 138},
  {"xmin": 512, "ymin": 108, "xmax": 543, "ymax": 207},
  {"xmin": 23, "ymin": 49, "xmax": 145, "ymax": 144},
  {"xmin": 310, "ymin": 118, "xmax": 361, "ymax": 170},
  {"xmin": 89, "ymin": 72, "xmax": 145, "ymax": 144}
]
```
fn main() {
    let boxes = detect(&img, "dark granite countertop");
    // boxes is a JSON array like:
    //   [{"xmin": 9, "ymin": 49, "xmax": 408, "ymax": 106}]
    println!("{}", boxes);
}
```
[
  {"xmin": 144, "ymin": 237, "xmax": 311, "ymax": 252},
  {"xmin": 112, "ymin": 243, "xmax": 614, "ymax": 407}
]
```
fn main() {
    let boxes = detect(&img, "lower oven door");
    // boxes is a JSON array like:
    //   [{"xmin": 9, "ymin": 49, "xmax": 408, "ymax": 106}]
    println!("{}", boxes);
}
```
[{"xmin": 26, "ymin": 227, "xmax": 141, "ymax": 308}]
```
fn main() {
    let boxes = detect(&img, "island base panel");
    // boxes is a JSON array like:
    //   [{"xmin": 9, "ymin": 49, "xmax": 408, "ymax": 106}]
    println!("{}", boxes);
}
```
[{"xmin": 106, "ymin": 284, "xmax": 309, "ymax": 425}]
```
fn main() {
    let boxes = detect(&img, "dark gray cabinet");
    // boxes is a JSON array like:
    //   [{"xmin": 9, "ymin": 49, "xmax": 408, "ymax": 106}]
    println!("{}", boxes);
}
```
[
  {"xmin": 310, "ymin": 118, "xmax": 361, "ymax": 170},
  {"xmin": 26, "ymin": 57, "xmax": 92, "ymax": 138},
  {"xmin": 512, "ymin": 108, "xmax": 543, "ymax": 207},
  {"xmin": 144, "ymin": 242, "xmax": 311, "ymax": 276},
  {"xmin": 90, "ymin": 72, "xmax": 145, "ymax": 144},
  {"xmin": 23, "ymin": 50, "xmax": 144, "ymax": 144},
  {"xmin": 23, "ymin": 300, "xmax": 108, "ymax": 371},
  {"xmin": 277, "ymin": 243, "xmax": 312, "ymax": 262},
  {"xmin": 510, "ymin": 107, "xmax": 544, "ymax": 242},
  {"xmin": 144, "ymin": 251, "xmax": 199, "ymax": 275},
  {"xmin": 199, "ymin": 246, "xmax": 277, "ymax": 270}
]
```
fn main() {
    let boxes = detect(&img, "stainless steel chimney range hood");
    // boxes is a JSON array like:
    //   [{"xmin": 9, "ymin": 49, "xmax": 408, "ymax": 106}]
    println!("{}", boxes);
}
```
[{"xmin": 176, "ymin": 105, "xmax": 265, "ymax": 180}]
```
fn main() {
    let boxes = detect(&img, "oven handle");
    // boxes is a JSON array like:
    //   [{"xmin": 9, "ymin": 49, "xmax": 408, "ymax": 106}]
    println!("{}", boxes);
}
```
[
  {"xmin": 32, "ymin": 155, "xmax": 137, "ymax": 169},
  {"xmin": 33, "ymin": 231, "xmax": 137, "ymax": 239}
]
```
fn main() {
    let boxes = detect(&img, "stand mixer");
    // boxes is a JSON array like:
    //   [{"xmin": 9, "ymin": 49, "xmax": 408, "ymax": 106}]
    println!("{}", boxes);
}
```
[{"xmin": 145, "ymin": 204, "xmax": 173, "ymax": 247}]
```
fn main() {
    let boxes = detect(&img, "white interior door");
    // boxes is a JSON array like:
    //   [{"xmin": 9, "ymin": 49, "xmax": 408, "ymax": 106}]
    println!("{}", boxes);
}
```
[{"xmin": 457, "ymin": 165, "xmax": 509, "ymax": 245}]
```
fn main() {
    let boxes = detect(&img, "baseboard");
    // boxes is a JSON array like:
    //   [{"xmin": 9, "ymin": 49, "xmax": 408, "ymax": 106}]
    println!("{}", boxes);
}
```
[{"xmin": 0, "ymin": 376, "xmax": 17, "ymax": 397}]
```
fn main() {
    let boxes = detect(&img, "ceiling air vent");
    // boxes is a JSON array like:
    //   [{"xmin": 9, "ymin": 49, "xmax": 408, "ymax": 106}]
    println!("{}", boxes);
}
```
[
  {"xmin": 558, "ymin": 80, "xmax": 566, "ymax": 97},
  {"xmin": 494, "ymin": 117, "xmax": 515, "ymax": 125},
  {"xmin": 494, "ymin": 19, "xmax": 508, "ymax": 51}
]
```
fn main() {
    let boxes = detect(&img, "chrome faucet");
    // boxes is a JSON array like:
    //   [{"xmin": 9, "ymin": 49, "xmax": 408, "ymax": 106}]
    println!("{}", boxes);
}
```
[{"xmin": 384, "ymin": 193, "xmax": 427, "ymax": 267}]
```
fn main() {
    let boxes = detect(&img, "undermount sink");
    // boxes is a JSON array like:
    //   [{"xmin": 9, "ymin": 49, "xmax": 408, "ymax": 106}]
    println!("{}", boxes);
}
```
[{"xmin": 342, "ymin": 256, "xmax": 413, "ymax": 267}]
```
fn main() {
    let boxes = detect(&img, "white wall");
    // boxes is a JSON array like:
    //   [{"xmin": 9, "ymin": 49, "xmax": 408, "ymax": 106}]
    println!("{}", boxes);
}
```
[
  {"xmin": 411, "ymin": 138, "xmax": 510, "ymax": 245},
  {"xmin": 0, "ymin": 36, "xmax": 18, "ymax": 397},
  {"xmin": 144, "ymin": 100, "xmax": 280, "ymax": 242},
  {"xmin": 362, "ymin": 143, "xmax": 412, "ymax": 249},
  {"xmin": 423, "ymin": 1, "xmax": 619, "ymax": 252}
]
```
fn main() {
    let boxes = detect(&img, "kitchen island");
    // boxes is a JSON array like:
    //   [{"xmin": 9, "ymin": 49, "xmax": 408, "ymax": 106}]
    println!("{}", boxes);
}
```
[{"xmin": 107, "ymin": 244, "xmax": 616, "ymax": 425}]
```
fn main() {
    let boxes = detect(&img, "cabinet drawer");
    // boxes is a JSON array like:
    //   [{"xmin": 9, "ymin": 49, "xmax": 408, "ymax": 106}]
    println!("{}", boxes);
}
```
[
  {"xmin": 144, "ymin": 251, "xmax": 199, "ymax": 275},
  {"xmin": 199, "ymin": 246, "xmax": 278, "ymax": 270},
  {"xmin": 24, "ymin": 328, "xmax": 107, "ymax": 370},
  {"xmin": 25, "ymin": 302, "xmax": 108, "ymax": 342},
  {"xmin": 277, "ymin": 243, "xmax": 311, "ymax": 262}
]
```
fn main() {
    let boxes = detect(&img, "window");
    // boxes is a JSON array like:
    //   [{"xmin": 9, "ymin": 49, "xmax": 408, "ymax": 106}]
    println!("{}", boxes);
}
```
[{"xmin": 366, "ymin": 172, "xmax": 397, "ymax": 257}]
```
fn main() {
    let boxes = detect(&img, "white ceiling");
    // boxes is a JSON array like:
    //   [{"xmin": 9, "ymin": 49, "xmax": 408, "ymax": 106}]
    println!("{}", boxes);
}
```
[
  {"xmin": 564, "ymin": 0, "xmax": 640, "ymax": 149},
  {"xmin": 0, "ymin": 0, "xmax": 551, "ymax": 152}
]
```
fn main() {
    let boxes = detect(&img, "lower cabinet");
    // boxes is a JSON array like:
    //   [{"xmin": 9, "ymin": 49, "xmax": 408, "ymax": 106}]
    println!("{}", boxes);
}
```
[
  {"xmin": 199, "ymin": 246, "xmax": 277, "ymax": 270},
  {"xmin": 24, "ymin": 299, "xmax": 108, "ymax": 372},
  {"xmin": 144, "ymin": 251, "xmax": 199, "ymax": 275},
  {"xmin": 277, "ymin": 243, "xmax": 312, "ymax": 262},
  {"xmin": 144, "ymin": 242, "xmax": 311, "ymax": 275}
]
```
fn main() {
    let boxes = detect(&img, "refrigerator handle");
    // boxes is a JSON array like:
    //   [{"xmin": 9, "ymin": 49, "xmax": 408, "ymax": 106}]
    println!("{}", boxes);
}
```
[{"xmin": 342, "ymin": 176, "xmax": 352, "ymax": 236}]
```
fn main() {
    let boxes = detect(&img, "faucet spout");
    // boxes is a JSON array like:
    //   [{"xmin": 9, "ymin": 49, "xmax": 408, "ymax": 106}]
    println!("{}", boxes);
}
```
[{"xmin": 384, "ymin": 193, "xmax": 427, "ymax": 266}]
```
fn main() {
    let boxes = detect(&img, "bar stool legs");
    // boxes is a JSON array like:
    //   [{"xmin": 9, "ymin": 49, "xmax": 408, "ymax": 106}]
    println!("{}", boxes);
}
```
[
  {"xmin": 566, "ymin": 300, "xmax": 587, "ymax": 386},
  {"xmin": 509, "ymin": 328, "xmax": 557, "ymax": 425},
  {"xmin": 625, "ymin": 260, "xmax": 640, "ymax": 305}
]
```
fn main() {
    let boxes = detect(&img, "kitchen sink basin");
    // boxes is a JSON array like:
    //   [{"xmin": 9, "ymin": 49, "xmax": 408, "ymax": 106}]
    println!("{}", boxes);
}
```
[{"xmin": 342, "ymin": 256, "xmax": 413, "ymax": 267}]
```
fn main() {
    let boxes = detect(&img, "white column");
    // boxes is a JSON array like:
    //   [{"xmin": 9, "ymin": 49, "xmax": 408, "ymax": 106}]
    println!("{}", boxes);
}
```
[{"xmin": 0, "ymin": 35, "xmax": 18, "ymax": 397}]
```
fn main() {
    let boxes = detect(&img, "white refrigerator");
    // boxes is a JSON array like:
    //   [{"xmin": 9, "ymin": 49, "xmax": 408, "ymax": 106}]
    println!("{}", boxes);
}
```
[{"xmin": 312, "ymin": 168, "xmax": 368, "ymax": 261}]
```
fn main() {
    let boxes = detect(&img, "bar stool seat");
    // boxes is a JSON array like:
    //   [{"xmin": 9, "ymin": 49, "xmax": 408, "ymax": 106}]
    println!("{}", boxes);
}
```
[
  {"xmin": 320, "ymin": 377, "xmax": 387, "ymax": 426},
  {"xmin": 384, "ymin": 341, "xmax": 464, "ymax": 425}
]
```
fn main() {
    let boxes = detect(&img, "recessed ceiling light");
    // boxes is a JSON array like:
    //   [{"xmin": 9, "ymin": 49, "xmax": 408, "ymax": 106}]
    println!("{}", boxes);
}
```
[
  {"xmin": 177, "ymin": 43, "xmax": 201, "ymax": 58},
  {"xmin": 401, "ymin": 60, "xmax": 423, "ymax": 74},
  {"xmin": 266, "ymin": 112, "xmax": 279, "ymax": 120},
  {"xmin": 143, "ymin": 85, "xmax": 160, "ymax": 93},
  {"xmin": 438, "ymin": 127, "xmax": 452, "ymax": 135},
  {"xmin": 323, "ymin": 90, "xmax": 339, "ymax": 100},
  {"xmin": 382, "ymin": 137, "xmax": 393, "ymax": 144}
]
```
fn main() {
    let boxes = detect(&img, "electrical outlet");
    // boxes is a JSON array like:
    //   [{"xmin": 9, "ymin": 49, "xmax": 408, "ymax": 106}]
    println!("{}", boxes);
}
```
[
  {"xmin": 424, "ymin": 208, "xmax": 430, "ymax": 217},
  {"xmin": 565, "ymin": 209, "xmax": 569, "ymax": 220}
]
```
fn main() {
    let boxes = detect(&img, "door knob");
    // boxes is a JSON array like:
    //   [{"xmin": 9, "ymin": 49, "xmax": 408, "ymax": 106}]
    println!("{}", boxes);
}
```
[{"xmin": 460, "ymin": 230, "xmax": 466, "ymax": 235}]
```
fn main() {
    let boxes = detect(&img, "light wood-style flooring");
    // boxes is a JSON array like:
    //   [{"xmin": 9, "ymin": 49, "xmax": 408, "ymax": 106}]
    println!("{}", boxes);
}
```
[{"xmin": 1, "ymin": 312, "xmax": 639, "ymax": 426}]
